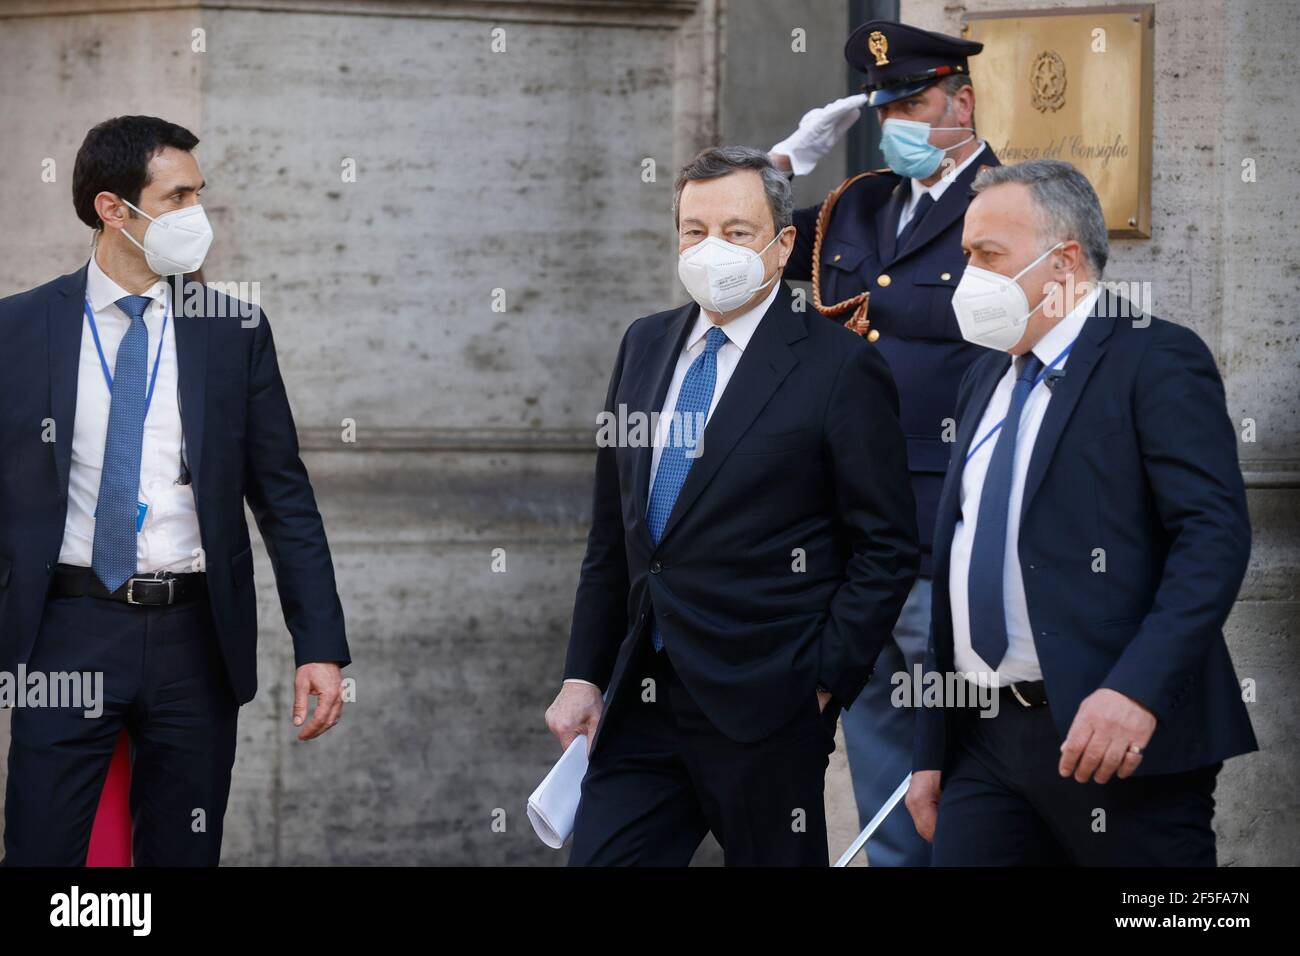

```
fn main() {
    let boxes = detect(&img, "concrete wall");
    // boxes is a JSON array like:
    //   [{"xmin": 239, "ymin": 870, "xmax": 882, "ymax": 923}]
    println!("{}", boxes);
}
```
[{"xmin": 0, "ymin": 0, "xmax": 1294, "ymax": 866}]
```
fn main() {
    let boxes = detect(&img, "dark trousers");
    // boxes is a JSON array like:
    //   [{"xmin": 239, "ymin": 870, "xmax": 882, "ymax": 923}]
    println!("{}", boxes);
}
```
[
  {"xmin": 932, "ymin": 699, "xmax": 1221, "ymax": 866},
  {"xmin": 3, "ymin": 591, "xmax": 239, "ymax": 866},
  {"xmin": 568, "ymin": 637, "xmax": 837, "ymax": 866}
]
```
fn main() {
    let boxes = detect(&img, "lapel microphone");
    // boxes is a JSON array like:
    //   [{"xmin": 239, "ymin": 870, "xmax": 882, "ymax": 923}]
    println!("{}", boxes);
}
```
[{"xmin": 1043, "ymin": 367, "xmax": 1067, "ymax": 391}]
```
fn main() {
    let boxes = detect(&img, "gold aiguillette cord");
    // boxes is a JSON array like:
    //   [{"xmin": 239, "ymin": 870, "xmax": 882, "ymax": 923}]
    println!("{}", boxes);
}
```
[{"xmin": 810, "ymin": 169, "xmax": 889, "ymax": 341}]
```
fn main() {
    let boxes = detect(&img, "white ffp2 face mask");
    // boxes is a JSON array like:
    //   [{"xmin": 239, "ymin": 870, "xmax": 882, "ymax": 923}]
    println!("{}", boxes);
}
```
[
  {"xmin": 950, "ymin": 242, "xmax": 1064, "ymax": 351},
  {"xmin": 118, "ymin": 197, "xmax": 214, "ymax": 276},
  {"xmin": 677, "ymin": 232, "xmax": 781, "ymax": 314}
]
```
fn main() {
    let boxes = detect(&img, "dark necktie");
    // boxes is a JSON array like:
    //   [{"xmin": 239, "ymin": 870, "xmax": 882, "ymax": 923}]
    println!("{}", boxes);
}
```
[
  {"xmin": 91, "ymin": 295, "xmax": 154, "ymax": 592},
  {"xmin": 967, "ymin": 353, "xmax": 1044, "ymax": 670},
  {"xmin": 895, "ymin": 192, "xmax": 935, "ymax": 252}
]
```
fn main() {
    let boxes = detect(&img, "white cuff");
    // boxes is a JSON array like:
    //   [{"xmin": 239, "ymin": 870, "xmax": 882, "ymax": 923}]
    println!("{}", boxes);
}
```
[{"xmin": 770, "ymin": 141, "xmax": 820, "ymax": 177}]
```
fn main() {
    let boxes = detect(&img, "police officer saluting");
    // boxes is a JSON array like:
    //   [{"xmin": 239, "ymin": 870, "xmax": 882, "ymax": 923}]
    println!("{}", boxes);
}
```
[{"xmin": 771, "ymin": 20, "xmax": 998, "ymax": 867}]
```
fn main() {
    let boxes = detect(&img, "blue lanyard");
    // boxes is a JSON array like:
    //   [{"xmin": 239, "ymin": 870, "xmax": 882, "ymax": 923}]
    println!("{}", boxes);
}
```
[
  {"xmin": 964, "ymin": 338, "xmax": 1076, "ymax": 465},
  {"xmin": 82, "ymin": 295, "xmax": 169, "ymax": 420}
]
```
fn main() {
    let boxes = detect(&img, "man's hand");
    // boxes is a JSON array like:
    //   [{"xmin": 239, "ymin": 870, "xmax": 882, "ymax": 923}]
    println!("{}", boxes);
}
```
[
  {"xmin": 293, "ymin": 662, "xmax": 344, "ymax": 741},
  {"xmin": 1059, "ymin": 688, "xmax": 1156, "ymax": 784},
  {"xmin": 905, "ymin": 770, "xmax": 942, "ymax": 843},
  {"xmin": 545, "ymin": 682, "xmax": 604, "ymax": 756},
  {"xmin": 770, "ymin": 93, "xmax": 869, "ymax": 176},
  {"xmin": 816, "ymin": 689, "xmax": 831, "ymax": 713}
]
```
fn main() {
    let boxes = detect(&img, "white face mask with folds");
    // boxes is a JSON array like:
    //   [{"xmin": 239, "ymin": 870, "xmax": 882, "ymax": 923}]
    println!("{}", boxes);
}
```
[
  {"xmin": 951, "ymin": 241, "xmax": 1064, "ymax": 351},
  {"xmin": 118, "ymin": 197, "xmax": 214, "ymax": 276},
  {"xmin": 677, "ymin": 232, "xmax": 781, "ymax": 314}
]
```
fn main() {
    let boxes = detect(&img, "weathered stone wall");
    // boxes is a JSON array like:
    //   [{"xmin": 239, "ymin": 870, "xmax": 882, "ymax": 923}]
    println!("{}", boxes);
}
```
[{"xmin": 0, "ymin": 0, "xmax": 712, "ymax": 865}]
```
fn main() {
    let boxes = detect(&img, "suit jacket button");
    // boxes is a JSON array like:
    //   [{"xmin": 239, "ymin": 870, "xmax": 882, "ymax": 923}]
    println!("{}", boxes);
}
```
[
  {"xmin": 650, "ymin": 561, "xmax": 662, "ymax": 574},
  {"xmin": 941, "ymin": 272, "xmax": 951, "ymax": 281},
  {"xmin": 876, "ymin": 274, "xmax": 891, "ymax": 287}
]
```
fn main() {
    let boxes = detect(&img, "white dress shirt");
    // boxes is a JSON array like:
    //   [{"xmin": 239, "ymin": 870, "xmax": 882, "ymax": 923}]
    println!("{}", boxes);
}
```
[
  {"xmin": 896, "ymin": 141, "xmax": 987, "ymax": 236},
  {"xmin": 58, "ymin": 254, "xmax": 202, "ymax": 574},
  {"xmin": 565, "ymin": 279, "xmax": 782, "ymax": 690},
  {"xmin": 949, "ymin": 284, "xmax": 1101, "ymax": 686},
  {"xmin": 647, "ymin": 279, "xmax": 781, "ymax": 493}
]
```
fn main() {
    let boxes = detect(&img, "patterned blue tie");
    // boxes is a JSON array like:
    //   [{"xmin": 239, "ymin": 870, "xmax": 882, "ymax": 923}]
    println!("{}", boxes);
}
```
[
  {"xmin": 967, "ymin": 353, "xmax": 1044, "ymax": 670},
  {"xmin": 646, "ymin": 326, "xmax": 728, "ymax": 651},
  {"xmin": 91, "ymin": 295, "xmax": 154, "ymax": 593}
]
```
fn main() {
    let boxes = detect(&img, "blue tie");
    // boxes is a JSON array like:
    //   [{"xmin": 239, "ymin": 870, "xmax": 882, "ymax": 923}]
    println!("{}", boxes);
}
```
[
  {"xmin": 967, "ymin": 353, "xmax": 1044, "ymax": 670},
  {"xmin": 91, "ymin": 295, "xmax": 154, "ymax": 593},
  {"xmin": 646, "ymin": 326, "xmax": 728, "ymax": 651}
]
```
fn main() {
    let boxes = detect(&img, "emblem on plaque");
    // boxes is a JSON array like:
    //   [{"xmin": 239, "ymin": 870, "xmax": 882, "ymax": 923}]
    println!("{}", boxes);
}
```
[{"xmin": 1030, "ymin": 49, "xmax": 1067, "ymax": 113}]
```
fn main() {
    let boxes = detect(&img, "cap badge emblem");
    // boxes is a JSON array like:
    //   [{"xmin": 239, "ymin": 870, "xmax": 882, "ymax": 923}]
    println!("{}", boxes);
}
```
[{"xmin": 868, "ymin": 31, "xmax": 890, "ymax": 67}]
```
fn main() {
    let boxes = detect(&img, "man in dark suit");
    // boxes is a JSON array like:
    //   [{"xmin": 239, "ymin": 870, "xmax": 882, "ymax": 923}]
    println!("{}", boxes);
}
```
[
  {"xmin": 545, "ymin": 146, "xmax": 919, "ymax": 866},
  {"xmin": 771, "ymin": 19, "xmax": 995, "ymax": 866},
  {"xmin": 0, "ymin": 115, "xmax": 350, "ymax": 865},
  {"xmin": 904, "ymin": 159, "xmax": 1257, "ymax": 865}
]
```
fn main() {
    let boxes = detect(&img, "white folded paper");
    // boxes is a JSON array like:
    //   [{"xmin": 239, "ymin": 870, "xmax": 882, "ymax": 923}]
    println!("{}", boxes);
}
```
[{"xmin": 527, "ymin": 735, "xmax": 590, "ymax": 849}]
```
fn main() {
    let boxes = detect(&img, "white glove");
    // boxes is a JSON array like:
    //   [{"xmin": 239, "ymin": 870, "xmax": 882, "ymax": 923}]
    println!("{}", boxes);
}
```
[{"xmin": 770, "ymin": 93, "xmax": 869, "ymax": 176}]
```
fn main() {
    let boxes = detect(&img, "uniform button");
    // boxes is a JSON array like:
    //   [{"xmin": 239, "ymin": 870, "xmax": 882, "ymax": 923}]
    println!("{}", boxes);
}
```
[
  {"xmin": 867, "ymin": 329, "xmax": 880, "ymax": 343},
  {"xmin": 876, "ymin": 274, "xmax": 891, "ymax": 287},
  {"xmin": 650, "ymin": 561, "xmax": 662, "ymax": 574},
  {"xmin": 833, "ymin": 253, "xmax": 842, "ymax": 262},
  {"xmin": 941, "ymin": 272, "xmax": 951, "ymax": 281}
]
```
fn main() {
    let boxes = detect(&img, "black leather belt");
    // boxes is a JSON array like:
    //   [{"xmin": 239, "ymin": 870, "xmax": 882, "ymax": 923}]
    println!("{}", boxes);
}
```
[
  {"xmin": 999, "ymin": 679, "xmax": 1048, "ymax": 708},
  {"xmin": 50, "ymin": 564, "xmax": 206, "ymax": 607}
]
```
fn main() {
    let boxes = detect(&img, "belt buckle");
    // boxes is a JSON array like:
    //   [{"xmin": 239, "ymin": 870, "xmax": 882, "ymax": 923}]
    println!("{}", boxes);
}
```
[
  {"xmin": 1008, "ymin": 682, "xmax": 1033, "ymax": 708},
  {"xmin": 126, "ymin": 574, "xmax": 176, "ymax": 606}
]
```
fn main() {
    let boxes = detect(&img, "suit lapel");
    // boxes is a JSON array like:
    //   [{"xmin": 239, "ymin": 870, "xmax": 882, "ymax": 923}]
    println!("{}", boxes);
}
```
[
  {"xmin": 656, "ymin": 282, "xmax": 804, "ymax": 546},
  {"xmin": 171, "ymin": 273, "xmax": 209, "ymax": 497},
  {"xmin": 632, "ymin": 300, "xmax": 696, "ymax": 547},
  {"xmin": 49, "ymin": 266, "xmax": 90, "ymax": 499},
  {"xmin": 1019, "ymin": 292, "xmax": 1115, "ymax": 520},
  {"xmin": 931, "ymin": 352, "xmax": 1009, "ymax": 573}
]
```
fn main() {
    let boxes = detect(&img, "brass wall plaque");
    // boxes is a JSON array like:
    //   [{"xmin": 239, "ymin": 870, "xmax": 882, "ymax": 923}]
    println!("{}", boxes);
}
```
[{"xmin": 963, "ymin": 5, "xmax": 1154, "ymax": 237}]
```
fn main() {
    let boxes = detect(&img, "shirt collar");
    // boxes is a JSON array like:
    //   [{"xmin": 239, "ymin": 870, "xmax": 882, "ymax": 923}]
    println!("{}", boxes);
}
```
[
  {"xmin": 85, "ymin": 252, "xmax": 170, "ymax": 317},
  {"xmin": 685, "ymin": 278, "xmax": 781, "ymax": 354},
  {"xmin": 910, "ymin": 140, "xmax": 987, "ymax": 207},
  {"xmin": 1031, "ymin": 282, "xmax": 1102, "ymax": 367}
]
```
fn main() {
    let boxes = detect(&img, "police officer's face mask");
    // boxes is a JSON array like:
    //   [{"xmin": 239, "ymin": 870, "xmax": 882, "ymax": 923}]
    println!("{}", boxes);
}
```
[
  {"xmin": 678, "ymin": 232, "xmax": 782, "ymax": 314},
  {"xmin": 879, "ymin": 117, "xmax": 975, "ymax": 179},
  {"xmin": 951, "ymin": 242, "xmax": 1064, "ymax": 351}
]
